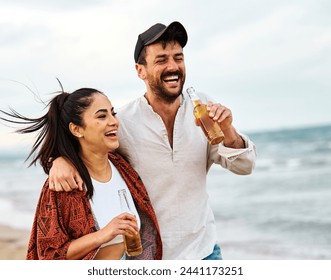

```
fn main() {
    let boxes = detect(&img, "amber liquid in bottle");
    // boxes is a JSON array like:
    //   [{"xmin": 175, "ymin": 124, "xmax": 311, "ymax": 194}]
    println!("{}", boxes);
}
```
[
  {"xmin": 187, "ymin": 87, "xmax": 224, "ymax": 145},
  {"xmin": 118, "ymin": 189, "xmax": 142, "ymax": 256}
]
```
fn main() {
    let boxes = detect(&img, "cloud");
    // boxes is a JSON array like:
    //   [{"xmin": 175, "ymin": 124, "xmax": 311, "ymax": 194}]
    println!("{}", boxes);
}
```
[
  {"xmin": 0, "ymin": 0, "xmax": 106, "ymax": 10},
  {"xmin": 0, "ymin": 0, "xmax": 331, "ymax": 142}
]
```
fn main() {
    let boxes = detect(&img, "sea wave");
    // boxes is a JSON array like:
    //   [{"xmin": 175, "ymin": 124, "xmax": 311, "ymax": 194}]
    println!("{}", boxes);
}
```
[{"xmin": 1, "ymin": 124, "xmax": 331, "ymax": 259}]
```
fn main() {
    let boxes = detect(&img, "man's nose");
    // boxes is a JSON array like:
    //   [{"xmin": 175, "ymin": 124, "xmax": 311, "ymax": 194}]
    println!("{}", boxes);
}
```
[{"xmin": 166, "ymin": 57, "xmax": 179, "ymax": 71}]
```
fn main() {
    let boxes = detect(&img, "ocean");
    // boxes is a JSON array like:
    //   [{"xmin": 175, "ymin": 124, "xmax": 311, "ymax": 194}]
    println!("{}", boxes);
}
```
[{"xmin": 0, "ymin": 124, "xmax": 330, "ymax": 260}]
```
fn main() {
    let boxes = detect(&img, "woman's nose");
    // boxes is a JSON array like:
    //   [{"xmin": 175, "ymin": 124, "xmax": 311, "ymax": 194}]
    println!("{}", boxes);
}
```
[{"xmin": 109, "ymin": 115, "xmax": 119, "ymax": 126}]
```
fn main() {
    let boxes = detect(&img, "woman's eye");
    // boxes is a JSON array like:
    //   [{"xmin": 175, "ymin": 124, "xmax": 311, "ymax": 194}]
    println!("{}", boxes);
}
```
[{"xmin": 98, "ymin": 114, "xmax": 106, "ymax": 119}]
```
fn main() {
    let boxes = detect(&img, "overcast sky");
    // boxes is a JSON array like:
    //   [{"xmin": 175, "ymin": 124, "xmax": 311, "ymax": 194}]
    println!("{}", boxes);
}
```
[{"xmin": 1, "ymin": 0, "xmax": 331, "ymax": 149}]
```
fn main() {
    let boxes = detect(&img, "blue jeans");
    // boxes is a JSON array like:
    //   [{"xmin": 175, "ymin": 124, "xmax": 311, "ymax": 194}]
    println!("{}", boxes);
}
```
[{"xmin": 202, "ymin": 244, "xmax": 223, "ymax": 260}]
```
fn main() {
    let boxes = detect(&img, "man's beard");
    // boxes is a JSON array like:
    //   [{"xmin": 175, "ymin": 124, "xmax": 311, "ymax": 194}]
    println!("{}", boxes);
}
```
[{"xmin": 148, "ymin": 70, "xmax": 185, "ymax": 104}]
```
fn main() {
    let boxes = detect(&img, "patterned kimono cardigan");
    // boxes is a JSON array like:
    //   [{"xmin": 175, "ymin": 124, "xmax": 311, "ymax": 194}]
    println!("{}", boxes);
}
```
[{"xmin": 26, "ymin": 152, "xmax": 162, "ymax": 260}]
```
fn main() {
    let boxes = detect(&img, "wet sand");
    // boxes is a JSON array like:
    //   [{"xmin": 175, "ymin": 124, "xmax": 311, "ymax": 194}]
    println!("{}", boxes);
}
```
[{"xmin": 0, "ymin": 224, "xmax": 29, "ymax": 260}]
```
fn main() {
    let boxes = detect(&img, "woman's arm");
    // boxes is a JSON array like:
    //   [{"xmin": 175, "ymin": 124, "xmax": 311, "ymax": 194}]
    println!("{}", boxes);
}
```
[
  {"xmin": 28, "ymin": 182, "xmax": 138, "ymax": 260},
  {"xmin": 66, "ymin": 213, "xmax": 138, "ymax": 260}
]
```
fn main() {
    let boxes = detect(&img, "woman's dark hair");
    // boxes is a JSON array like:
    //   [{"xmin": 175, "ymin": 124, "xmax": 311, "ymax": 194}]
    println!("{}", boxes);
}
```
[{"xmin": 0, "ymin": 87, "xmax": 104, "ymax": 198}]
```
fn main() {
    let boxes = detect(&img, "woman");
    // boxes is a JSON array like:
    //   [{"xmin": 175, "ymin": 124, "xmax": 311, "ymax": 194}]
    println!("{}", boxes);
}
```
[{"xmin": 0, "ymin": 88, "xmax": 162, "ymax": 260}]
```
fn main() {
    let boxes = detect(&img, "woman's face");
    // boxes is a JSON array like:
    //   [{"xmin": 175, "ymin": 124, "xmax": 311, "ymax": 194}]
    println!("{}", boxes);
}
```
[{"xmin": 77, "ymin": 93, "xmax": 119, "ymax": 154}]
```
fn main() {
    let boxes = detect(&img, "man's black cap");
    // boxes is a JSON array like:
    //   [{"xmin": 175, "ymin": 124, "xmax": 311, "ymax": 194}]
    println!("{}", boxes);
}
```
[{"xmin": 134, "ymin": 21, "xmax": 188, "ymax": 63}]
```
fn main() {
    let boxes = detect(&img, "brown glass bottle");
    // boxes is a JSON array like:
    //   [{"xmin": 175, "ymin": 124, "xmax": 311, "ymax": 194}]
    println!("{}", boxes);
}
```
[
  {"xmin": 118, "ymin": 189, "xmax": 142, "ymax": 256},
  {"xmin": 187, "ymin": 87, "xmax": 224, "ymax": 145}
]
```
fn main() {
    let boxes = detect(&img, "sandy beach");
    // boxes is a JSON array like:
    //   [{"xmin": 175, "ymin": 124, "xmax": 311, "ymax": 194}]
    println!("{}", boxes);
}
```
[{"xmin": 0, "ymin": 224, "xmax": 29, "ymax": 260}]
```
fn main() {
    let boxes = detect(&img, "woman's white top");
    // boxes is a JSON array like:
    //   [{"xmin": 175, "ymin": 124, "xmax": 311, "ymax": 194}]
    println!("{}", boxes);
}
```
[{"xmin": 89, "ymin": 160, "xmax": 141, "ymax": 247}]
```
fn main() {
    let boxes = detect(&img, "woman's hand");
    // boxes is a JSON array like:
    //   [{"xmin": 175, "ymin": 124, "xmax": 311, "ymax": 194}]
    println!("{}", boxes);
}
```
[{"xmin": 99, "ymin": 213, "xmax": 139, "ymax": 244}]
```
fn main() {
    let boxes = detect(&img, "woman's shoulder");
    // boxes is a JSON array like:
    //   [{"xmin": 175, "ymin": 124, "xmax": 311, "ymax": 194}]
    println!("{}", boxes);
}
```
[{"xmin": 41, "ymin": 179, "xmax": 87, "ymax": 201}]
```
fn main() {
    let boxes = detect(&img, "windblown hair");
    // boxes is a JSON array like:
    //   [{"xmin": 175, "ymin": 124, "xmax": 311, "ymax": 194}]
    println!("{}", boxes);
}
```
[{"xmin": 0, "ymin": 87, "xmax": 104, "ymax": 198}]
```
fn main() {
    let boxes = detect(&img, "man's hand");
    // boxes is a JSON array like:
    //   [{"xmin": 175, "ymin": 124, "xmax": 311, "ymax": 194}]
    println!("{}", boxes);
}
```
[
  {"xmin": 49, "ymin": 157, "xmax": 84, "ymax": 192},
  {"xmin": 206, "ymin": 101, "xmax": 245, "ymax": 149},
  {"xmin": 206, "ymin": 101, "xmax": 233, "ymax": 131}
]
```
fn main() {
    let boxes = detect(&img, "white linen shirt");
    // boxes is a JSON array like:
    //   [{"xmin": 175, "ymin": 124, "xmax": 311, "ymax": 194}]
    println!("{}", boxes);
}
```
[{"xmin": 116, "ymin": 92, "xmax": 256, "ymax": 260}]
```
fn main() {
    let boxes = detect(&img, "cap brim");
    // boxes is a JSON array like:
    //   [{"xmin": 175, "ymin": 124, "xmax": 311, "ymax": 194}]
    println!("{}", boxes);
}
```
[{"xmin": 145, "ymin": 21, "xmax": 187, "ymax": 48}]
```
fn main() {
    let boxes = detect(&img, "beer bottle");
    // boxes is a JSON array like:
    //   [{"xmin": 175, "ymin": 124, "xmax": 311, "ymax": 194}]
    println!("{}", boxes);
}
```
[
  {"xmin": 118, "ymin": 189, "xmax": 142, "ymax": 256},
  {"xmin": 186, "ymin": 87, "xmax": 224, "ymax": 145}
]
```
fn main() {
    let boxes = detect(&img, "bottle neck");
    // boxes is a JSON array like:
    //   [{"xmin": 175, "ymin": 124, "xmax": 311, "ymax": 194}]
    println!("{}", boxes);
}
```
[
  {"xmin": 186, "ymin": 87, "xmax": 200, "ymax": 101},
  {"xmin": 118, "ymin": 189, "xmax": 132, "ymax": 213},
  {"xmin": 186, "ymin": 87, "xmax": 202, "ymax": 107}
]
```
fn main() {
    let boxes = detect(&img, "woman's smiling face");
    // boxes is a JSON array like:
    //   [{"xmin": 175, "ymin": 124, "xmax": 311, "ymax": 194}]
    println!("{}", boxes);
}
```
[{"xmin": 76, "ymin": 92, "xmax": 119, "ymax": 154}]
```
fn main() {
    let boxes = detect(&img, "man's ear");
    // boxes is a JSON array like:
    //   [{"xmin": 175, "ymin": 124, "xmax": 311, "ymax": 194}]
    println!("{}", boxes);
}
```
[
  {"xmin": 69, "ymin": 122, "xmax": 83, "ymax": 138},
  {"xmin": 136, "ymin": 64, "xmax": 146, "ymax": 80}
]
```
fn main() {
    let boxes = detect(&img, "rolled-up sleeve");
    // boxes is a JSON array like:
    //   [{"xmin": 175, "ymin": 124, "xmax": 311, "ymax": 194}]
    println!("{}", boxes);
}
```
[{"xmin": 208, "ymin": 132, "xmax": 257, "ymax": 175}]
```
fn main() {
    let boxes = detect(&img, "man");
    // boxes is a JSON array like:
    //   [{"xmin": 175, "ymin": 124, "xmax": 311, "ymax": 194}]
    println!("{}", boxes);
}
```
[{"xmin": 49, "ymin": 21, "xmax": 256, "ymax": 259}]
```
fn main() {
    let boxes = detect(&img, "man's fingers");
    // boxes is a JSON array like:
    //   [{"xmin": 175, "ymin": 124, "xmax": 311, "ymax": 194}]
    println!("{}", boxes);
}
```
[
  {"xmin": 74, "ymin": 174, "xmax": 84, "ymax": 191},
  {"xmin": 58, "ymin": 180, "xmax": 75, "ymax": 192},
  {"xmin": 53, "ymin": 183, "xmax": 65, "ymax": 192},
  {"xmin": 49, "ymin": 180, "xmax": 55, "ymax": 191},
  {"xmin": 63, "ymin": 176, "xmax": 79, "ymax": 191},
  {"xmin": 49, "ymin": 178, "xmax": 63, "ymax": 192},
  {"xmin": 52, "ymin": 173, "xmax": 83, "ymax": 192}
]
